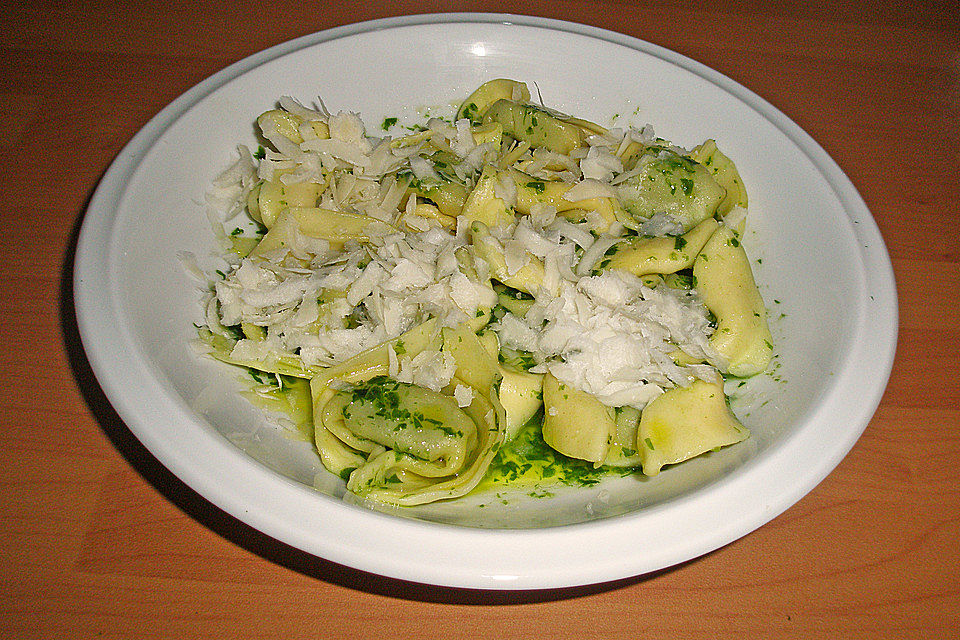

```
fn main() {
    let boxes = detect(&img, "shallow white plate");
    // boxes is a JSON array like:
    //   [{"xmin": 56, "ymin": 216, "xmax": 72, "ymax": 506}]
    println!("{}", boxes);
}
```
[{"xmin": 74, "ymin": 14, "xmax": 897, "ymax": 589}]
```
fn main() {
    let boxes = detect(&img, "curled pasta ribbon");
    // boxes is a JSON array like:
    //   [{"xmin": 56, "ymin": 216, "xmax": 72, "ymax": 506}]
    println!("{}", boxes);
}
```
[{"xmin": 310, "ymin": 321, "xmax": 507, "ymax": 506}]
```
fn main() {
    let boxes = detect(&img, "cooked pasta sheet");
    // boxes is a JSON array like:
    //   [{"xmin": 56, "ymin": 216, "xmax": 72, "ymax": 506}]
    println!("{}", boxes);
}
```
[{"xmin": 196, "ymin": 79, "xmax": 773, "ymax": 505}]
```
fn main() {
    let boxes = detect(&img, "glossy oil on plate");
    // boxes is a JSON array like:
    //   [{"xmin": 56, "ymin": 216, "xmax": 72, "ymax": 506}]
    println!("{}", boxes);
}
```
[{"xmin": 74, "ymin": 14, "xmax": 897, "ymax": 589}]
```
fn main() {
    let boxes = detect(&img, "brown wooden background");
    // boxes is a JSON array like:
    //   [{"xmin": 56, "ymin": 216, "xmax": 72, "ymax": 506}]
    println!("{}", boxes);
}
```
[{"xmin": 1, "ymin": 1, "xmax": 957, "ymax": 637}]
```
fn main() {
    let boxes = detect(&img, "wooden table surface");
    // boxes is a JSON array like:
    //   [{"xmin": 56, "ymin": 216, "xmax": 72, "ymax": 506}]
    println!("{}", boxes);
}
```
[{"xmin": 2, "ymin": 1, "xmax": 957, "ymax": 637}]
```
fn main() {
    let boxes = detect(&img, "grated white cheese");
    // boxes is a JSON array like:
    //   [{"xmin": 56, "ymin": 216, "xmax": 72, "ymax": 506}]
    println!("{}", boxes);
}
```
[
  {"xmin": 493, "ymin": 219, "xmax": 723, "ymax": 410},
  {"xmin": 453, "ymin": 384, "xmax": 474, "ymax": 408},
  {"xmin": 204, "ymin": 93, "xmax": 730, "ymax": 413},
  {"xmin": 206, "ymin": 145, "xmax": 258, "ymax": 219},
  {"xmin": 213, "ymin": 222, "xmax": 498, "ymax": 368},
  {"xmin": 639, "ymin": 212, "xmax": 685, "ymax": 237},
  {"xmin": 395, "ymin": 350, "xmax": 456, "ymax": 392}
]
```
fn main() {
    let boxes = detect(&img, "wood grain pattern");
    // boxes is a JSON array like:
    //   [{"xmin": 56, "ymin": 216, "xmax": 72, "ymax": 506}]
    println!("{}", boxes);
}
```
[{"xmin": 1, "ymin": 1, "xmax": 957, "ymax": 638}]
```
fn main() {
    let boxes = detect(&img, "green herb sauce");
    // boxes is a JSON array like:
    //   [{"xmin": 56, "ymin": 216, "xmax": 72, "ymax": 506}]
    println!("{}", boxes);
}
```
[{"xmin": 476, "ymin": 413, "xmax": 638, "ymax": 491}]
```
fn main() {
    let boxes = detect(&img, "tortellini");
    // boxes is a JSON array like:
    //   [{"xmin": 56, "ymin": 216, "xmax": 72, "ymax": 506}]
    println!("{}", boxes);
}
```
[
  {"xmin": 251, "ymin": 207, "xmax": 396, "ymax": 256},
  {"xmin": 615, "ymin": 147, "xmax": 727, "ymax": 232},
  {"xmin": 694, "ymin": 226, "xmax": 774, "ymax": 376},
  {"xmin": 457, "ymin": 78, "xmax": 532, "ymax": 123},
  {"xmin": 311, "ymin": 323, "xmax": 506, "ymax": 505},
  {"xmin": 247, "ymin": 179, "xmax": 323, "ymax": 229},
  {"xmin": 602, "ymin": 218, "xmax": 719, "ymax": 277},
  {"xmin": 483, "ymin": 99, "xmax": 587, "ymax": 155},
  {"xmin": 541, "ymin": 373, "xmax": 616, "ymax": 464},
  {"xmin": 459, "ymin": 165, "xmax": 515, "ymax": 227},
  {"xmin": 689, "ymin": 139, "xmax": 748, "ymax": 218},
  {"xmin": 636, "ymin": 379, "xmax": 749, "ymax": 476},
  {"xmin": 198, "ymin": 79, "xmax": 775, "ymax": 507}
]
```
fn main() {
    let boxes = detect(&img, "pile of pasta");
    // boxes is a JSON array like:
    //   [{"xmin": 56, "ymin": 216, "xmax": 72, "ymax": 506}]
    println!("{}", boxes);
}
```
[{"xmin": 199, "ymin": 79, "xmax": 773, "ymax": 506}]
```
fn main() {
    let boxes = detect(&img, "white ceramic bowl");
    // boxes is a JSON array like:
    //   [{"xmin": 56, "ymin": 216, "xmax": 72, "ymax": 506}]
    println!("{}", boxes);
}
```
[{"xmin": 74, "ymin": 14, "xmax": 897, "ymax": 589}]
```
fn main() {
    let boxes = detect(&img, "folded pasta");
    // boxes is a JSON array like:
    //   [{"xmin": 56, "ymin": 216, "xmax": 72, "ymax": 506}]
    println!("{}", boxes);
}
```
[
  {"xmin": 195, "ymin": 79, "xmax": 774, "ymax": 506},
  {"xmin": 310, "ymin": 324, "xmax": 506, "ymax": 505}
]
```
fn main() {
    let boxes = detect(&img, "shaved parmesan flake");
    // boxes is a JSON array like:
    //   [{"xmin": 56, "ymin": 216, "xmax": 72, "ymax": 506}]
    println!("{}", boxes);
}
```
[
  {"xmin": 454, "ymin": 384, "xmax": 474, "ymax": 408},
  {"xmin": 395, "ymin": 350, "xmax": 456, "ymax": 392}
]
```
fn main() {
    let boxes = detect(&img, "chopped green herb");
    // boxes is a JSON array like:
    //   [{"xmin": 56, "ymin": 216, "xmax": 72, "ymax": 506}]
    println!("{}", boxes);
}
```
[
  {"xmin": 461, "ymin": 102, "xmax": 479, "ymax": 123},
  {"xmin": 477, "ymin": 414, "xmax": 639, "ymax": 490}
]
